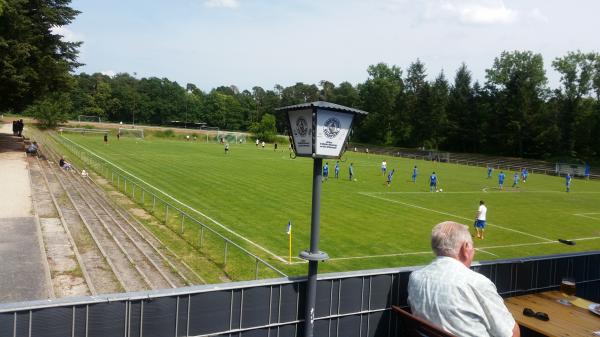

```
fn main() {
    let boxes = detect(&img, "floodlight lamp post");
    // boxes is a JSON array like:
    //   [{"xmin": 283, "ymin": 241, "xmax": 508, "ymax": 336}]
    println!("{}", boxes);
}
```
[{"xmin": 278, "ymin": 101, "xmax": 367, "ymax": 337}]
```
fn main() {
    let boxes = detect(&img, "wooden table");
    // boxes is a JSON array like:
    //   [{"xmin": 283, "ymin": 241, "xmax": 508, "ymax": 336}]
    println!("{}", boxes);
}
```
[{"xmin": 505, "ymin": 291, "xmax": 600, "ymax": 337}]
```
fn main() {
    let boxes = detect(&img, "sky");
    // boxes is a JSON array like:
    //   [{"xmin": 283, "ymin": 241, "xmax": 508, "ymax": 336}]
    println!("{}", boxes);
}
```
[{"xmin": 59, "ymin": 0, "xmax": 600, "ymax": 92}]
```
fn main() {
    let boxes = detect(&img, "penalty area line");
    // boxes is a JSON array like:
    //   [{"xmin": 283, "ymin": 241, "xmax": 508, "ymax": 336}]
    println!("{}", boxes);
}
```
[
  {"xmin": 61, "ymin": 136, "xmax": 289, "ymax": 264},
  {"xmin": 359, "ymin": 192, "xmax": 554, "ymax": 243}
]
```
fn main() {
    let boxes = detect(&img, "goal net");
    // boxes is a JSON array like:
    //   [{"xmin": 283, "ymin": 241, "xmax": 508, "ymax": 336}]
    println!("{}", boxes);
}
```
[
  {"xmin": 428, "ymin": 151, "xmax": 450, "ymax": 163},
  {"xmin": 217, "ymin": 131, "xmax": 247, "ymax": 144},
  {"xmin": 78, "ymin": 115, "xmax": 101, "ymax": 124},
  {"xmin": 59, "ymin": 127, "xmax": 109, "ymax": 135},
  {"xmin": 555, "ymin": 163, "xmax": 586, "ymax": 177},
  {"xmin": 118, "ymin": 128, "xmax": 144, "ymax": 139}
]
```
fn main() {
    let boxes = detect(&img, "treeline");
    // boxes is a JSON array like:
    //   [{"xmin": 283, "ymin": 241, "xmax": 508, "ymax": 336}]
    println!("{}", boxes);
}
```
[
  {"xmin": 2, "ymin": 1, "xmax": 600, "ymax": 160},
  {"xmin": 65, "ymin": 50, "xmax": 600, "ymax": 160}
]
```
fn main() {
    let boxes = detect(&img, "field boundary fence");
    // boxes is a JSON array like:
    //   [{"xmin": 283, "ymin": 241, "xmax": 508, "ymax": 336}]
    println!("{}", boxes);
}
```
[
  {"xmin": 47, "ymin": 132, "xmax": 287, "ymax": 281},
  {"xmin": 349, "ymin": 145, "xmax": 599, "ymax": 180},
  {"xmin": 0, "ymin": 251, "xmax": 598, "ymax": 337}
]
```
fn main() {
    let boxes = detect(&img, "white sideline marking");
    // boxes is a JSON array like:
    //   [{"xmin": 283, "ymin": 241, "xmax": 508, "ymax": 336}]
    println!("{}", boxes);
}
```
[
  {"xmin": 61, "ymin": 137, "xmax": 289, "ymax": 263},
  {"xmin": 475, "ymin": 248, "xmax": 499, "ymax": 257},
  {"xmin": 328, "ymin": 250, "xmax": 433, "ymax": 261},
  {"xmin": 574, "ymin": 213, "xmax": 600, "ymax": 221},
  {"xmin": 359, "ymin": 192, "xmax": 554, "ymax": 242}
]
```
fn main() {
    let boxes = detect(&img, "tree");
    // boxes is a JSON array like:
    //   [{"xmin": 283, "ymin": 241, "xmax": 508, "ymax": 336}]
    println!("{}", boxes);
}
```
[
  {"xmin": 445, "ymin": 63, "xmax": 475, "ymax": 152},
  {"xmin": 0, "ymin": 0, "xmax": 82, "ymax": 112},
  {"xmin": 26, "ymin": 94, "xmax": 72, "ymax": 128},
  {"xmin": 485, "ymin": 51, "xmax": 548, "ymax": 156},
  {"xmin": 249, "ymin": 114, "xmax": 277, "ymax": 142},
  {"xmin": 356, "ymin": 63, "xmax": 403, "ymax": 144},
  {"xmin": 552, "ymin": 51, "xmax": 598, "ymax": 156}
]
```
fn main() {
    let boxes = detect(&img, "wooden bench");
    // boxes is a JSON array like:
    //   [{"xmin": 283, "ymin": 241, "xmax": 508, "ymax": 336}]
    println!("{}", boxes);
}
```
[{"xmin": 391, "ymin": 305, "xmax": 456, "ymax": 337}]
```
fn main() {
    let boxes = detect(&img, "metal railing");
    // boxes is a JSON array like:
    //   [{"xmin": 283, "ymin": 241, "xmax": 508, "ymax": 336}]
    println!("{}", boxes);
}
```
[
  {"xmin": 47, "ymin": 132, "xmax": 286, "ymax": 282},
  {"xmin": 349, "ymin": 145, "xmax": 599, "ymax": 179},
  {"xmin": 0, "ymin": 251, "xmax": 598, "ymax": 337}
]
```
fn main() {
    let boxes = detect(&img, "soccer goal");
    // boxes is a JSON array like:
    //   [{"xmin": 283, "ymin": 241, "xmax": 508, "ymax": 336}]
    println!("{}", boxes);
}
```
[
  {"xmin": 78, "ymin": 115, "xmax": 101, "ymax": 124},
  {"xmin": 217, "ymin": 131, "xmax": 247, "ymax": 144},
  {"xmin": 199, "ymin": 126, "xmax": 219, "ymax": 142},
  {"xmin": 118, "ymin": 128, "xmax": 144, "ymax": 139},
  {"xmin": 60, "ymin": 127, "xmax": 110, "ymax": 135},
  {"xmin": 555, "ymin": 163, "xmax": 586, "ymax": 177}
]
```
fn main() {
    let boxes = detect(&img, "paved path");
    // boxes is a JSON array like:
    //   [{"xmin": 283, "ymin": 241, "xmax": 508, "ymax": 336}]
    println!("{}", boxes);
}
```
[{"xmin": 0, "ymin": 123, "xmax": 52, "ymax": 302}]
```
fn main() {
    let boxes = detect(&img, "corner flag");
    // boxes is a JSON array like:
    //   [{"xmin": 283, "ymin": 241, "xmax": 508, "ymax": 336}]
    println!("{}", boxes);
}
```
[{"xmin": 286, "ymin": 220, "xmax": 292, "ymax": 263}]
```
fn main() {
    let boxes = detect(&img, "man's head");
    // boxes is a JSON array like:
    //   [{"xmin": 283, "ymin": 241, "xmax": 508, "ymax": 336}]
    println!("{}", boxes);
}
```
[
  {"xmin": 431, "ymin": 221, "xmax": 475, "ymax": 267},
  {"xmin": 480, "ymin": 200, "xmax": 484, "ymax": 205}
]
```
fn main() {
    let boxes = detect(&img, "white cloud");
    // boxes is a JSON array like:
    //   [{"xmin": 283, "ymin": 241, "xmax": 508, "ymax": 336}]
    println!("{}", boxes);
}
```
[
  {"xmin": 529, "ymin": 8, "xmax": 549, "ymax": 23},
  {"xmin": 204, "ymin": 0, "xmax": 239, "ymax": 9},
  {"xmin": 428, "ymin": 0, "xmax": 518, "ymax": 25},
  {"xmin": 50, "ymin": 26, "xmax": 84, "ymax": 42},
  {"xmin": 101, "ymin": 70, "xmax": 116, "ymax": 77}
]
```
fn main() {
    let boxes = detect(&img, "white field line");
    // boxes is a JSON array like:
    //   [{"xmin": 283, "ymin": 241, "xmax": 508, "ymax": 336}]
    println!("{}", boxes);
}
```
[
  {"xmin": 574, "ymin": 213, "xmax": 600, "ymax": 221},
  {"xmin": 288, "ymin": 235, "xmax": 600, "ymax": 264},
  {"xmin": 365, "ymin": 190, "xmax": 600, "ymax": 195},
  {"xmin": 475, "ymin": 248, "xmax": 499, "ymax": 257},
  {"xmin": 61, "ymin": 137, "xmax": 289, "ymax": 263},
  {"xmin": 359, "ymin": 192, "xmax": 554, "ymax": 242}
]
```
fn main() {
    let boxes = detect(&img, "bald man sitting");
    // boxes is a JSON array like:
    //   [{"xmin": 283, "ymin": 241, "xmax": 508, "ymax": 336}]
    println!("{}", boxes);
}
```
[{"xmin": 408, "ymin": 221, "xmax": 520, "ymax": 337}]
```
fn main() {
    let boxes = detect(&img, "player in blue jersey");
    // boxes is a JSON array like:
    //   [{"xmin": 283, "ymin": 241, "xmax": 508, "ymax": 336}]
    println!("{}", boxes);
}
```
[
  {"xmin": 349, "ymin": 163, "xmax": 354, "ymax": 181},
  {"xmin": 334, "ymin": 161, "xmax": 340, "ymax": 179},
  {"xmin": 498, "ymin": 171, "xmax": 505, "ymax": 190},
  {"xmin": 387, "ymin": 169, "xmax": 395, "ymax": 186},
  {"xmin": 412, "ymin": 165, "xmax": 418, "ymax": 183},
  {"xmin": 512, "ymin": 172, "xmax": 519, "ymax": 188},
  {"xmin": 566, "ymin": 173, "xmax": 572, "ymax": 192},
  {"xmin": 322, "ymin": 162, "xmax": 329, "ymax": 182},
  {"xmin": 487, "ymin": 166, "xmax": 493, "ymax": 179},
  {"xmin": 429, "ymin": 172, "xmax": 438, "ymax": 192},
  {"xmin": 584, "ymin": 164, "xmax": 590, "ymax": 180},
  {"xmin": 521, "ymin": 168, "xmax": 528, "ymax": 183}
]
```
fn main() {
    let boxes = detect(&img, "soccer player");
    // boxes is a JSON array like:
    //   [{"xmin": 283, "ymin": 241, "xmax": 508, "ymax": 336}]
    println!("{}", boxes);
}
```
[
  {"xmin": 521, "ymin": 168, "xmax": 528, "ymax": 183},
  {"xmin": 256, "ymin": 139, "xmax": 259, "ymax": 147},
  {"xmin": 474, "ymin": 200, "xmax": 487, "ymax": 239},
  {"xmin": 487, "ymin": 166, "xmax": 493, "ymax": 179},
  {"xmin": 322, "ymin": 162, "xmax": 329, "ymax": 182},
  {"xmin": 498, "ymin": 171, "xmax": 505, "ymax": 190},
  {"xmin": 429, "ymin": 172, "xmax": 438, "ymax": 192},
  {"xmin": 381, "ymin": 160, "xmax": 387, "ymax": 175},
  {"xmin": 585, "ymin": 164, "xmax": 591, "ymax": 180},
  {"xmin": 334, "ymin": 161, "xmax": 340, "ymax": 179},
  {"xmin": 387, "ymin": 169, "xmax": 395, "ymax": 187},
  {"xmin": 103, "ymin": 133, "xmax": 108, "ymax": 145},
  {"xmin": 349, "ymin": 163, "xmax": 354, "ymax": 181},
  {"xmin": 412, "ymin": 165, "xmax": 418, "ymax": 183},
  {"xmin": 566, "ymin": 173, "xmax": 572, "ymax": 192},
  {"xmin": 512, "ymin": 172, "xmax": 519, "ymax": 188},
  {"xmin": 224, "ymin": 143, "xmax": 229, "ymax": 154}
]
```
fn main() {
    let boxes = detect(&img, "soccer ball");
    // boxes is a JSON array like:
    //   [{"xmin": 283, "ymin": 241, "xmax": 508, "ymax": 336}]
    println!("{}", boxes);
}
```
[
  {"xmin": 439, "ymin": 189, "xmax": 443, "ymax": 192},
  {"xmin": 354, "ymin": 178, "xmax": 358, "ymax": 181}
]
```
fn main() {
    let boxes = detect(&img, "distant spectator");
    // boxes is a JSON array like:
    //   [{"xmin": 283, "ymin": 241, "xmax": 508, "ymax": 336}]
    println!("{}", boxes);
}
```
[
  {"xmin": 81, "ymin": 169, "xmax": 89, "ymax": 177},
  {"xmin": 59, "ymin": 157, "xmax": 72, "ymax": 170},
  {"xmin": 25, "ymin": 141, "xmax": 38, "ymax": 156},
  {"xmin": 17, "ymin": 119, "xmax": 24, "ymax": 136},
  {"xmin": 12, "ymin": 121, "xmax": 17, "ymax": 135}
]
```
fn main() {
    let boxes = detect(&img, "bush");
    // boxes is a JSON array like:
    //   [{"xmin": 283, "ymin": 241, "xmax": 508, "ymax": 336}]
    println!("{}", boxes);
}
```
[
  {"xmin": 152, "ymin": 129, "xmax": 175, "ymax": 138},
  {"xmin": 249, "ymin": 114, "xmax": 277, "ymax": 142},
  {"xmin": 26, "ymin": 94, "xmax": 71, "ymax": 128}
]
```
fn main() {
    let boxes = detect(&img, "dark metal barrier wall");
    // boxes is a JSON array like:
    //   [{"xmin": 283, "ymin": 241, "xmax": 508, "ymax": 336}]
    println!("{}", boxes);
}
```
[{"xmin": 0, "ymin": 251, "xmax": 598, "ymax": 337}]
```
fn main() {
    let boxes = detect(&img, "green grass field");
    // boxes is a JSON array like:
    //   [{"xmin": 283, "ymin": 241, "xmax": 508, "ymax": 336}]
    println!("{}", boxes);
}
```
[{"xmin": 58, "ymin": 132, "xmax": 600, "ymax": 277}]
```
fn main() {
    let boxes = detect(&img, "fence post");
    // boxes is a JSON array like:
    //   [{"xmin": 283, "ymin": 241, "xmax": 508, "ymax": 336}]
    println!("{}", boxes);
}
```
[
  {"xmin": 118, "ymin": 175, "xmax": 120, "ymax": 191},
  {"xmin": 255, "ymin": 259, "xmax": 259, "ymax": 280},
  {"xmin": 165, "ymin": 205, "xmax": 169, "ymax": 224},
  {"xmin": 180, "ymin": 213, "xmax": 185, "ymax": 234},
  {"xmin": 132, "ymin": 183, "xmax": 135, "ymax": 199},
  {"xmin": 224, "ymin": 241, "xmax": 228, "ymax": 266},
  {"xmin": 124, "ymin": 179, "xmax": 127, "ymax": 194},
  {"xmin": 152, "ymin": 195, "xmax": 156, "ymax": 212},
  {"xmin": 141, "ymin": 189, "xmax": 145, "ymax": 205}
]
